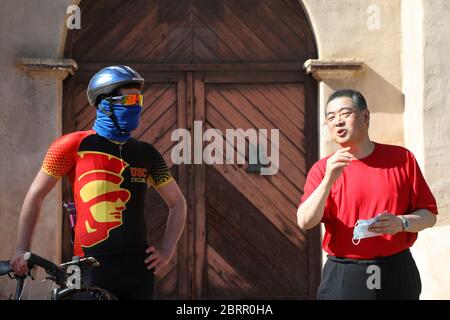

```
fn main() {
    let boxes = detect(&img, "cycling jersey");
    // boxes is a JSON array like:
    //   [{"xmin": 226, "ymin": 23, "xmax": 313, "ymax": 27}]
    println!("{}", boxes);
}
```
[{"xmin": 41, "ymin": 130, "xmax": 173, "ymax": 257}]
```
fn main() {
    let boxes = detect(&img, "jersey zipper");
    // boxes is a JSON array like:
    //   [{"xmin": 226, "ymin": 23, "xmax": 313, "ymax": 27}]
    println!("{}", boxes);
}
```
[
  {"xmin": 118, "ymin": 142, "xmax": 126, "ymax": 252},
  {"xmin": 119, "ymin": 143, "xmax": 124, "ymax": 170}
]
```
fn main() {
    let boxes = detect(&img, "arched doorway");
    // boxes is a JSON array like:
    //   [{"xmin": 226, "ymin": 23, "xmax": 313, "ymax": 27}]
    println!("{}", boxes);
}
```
[{"xmin": 63, "ymin": 0, "xmax": 319, "ymax": 299}]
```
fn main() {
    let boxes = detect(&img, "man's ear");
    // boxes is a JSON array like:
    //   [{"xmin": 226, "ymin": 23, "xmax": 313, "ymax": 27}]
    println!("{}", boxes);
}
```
[{"xmin": 364, "ymin": 109, "xmax": 370, "ymax": 123}]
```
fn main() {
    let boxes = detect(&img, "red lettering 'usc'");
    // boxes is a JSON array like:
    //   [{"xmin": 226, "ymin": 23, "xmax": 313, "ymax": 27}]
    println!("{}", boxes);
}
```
[{"xmin": 130, "ymin": 167, "xmax": 147, "ymax": 178}]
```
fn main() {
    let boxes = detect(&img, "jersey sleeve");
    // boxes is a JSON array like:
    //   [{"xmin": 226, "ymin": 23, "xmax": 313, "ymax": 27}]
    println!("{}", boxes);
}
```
[
  {"xmin": 41, "ymin": 132, "xmax": 87, "ymax": 178},
  {"xmin": 299, "ymin": 160, "xmax": 333, "ymax": 224},
  {"xmin": 406, "ymin": 151, "xmax": 438, "ymax": 214},
  {"xmin": 146, "ymin": 145, "xmax": 173, "ymax": 189}
]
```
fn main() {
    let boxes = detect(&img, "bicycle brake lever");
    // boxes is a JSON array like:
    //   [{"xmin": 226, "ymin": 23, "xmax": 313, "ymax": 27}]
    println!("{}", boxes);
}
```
[{"xmin": 28, "ymin": 268, "xmax": 36, "ymax": 281}]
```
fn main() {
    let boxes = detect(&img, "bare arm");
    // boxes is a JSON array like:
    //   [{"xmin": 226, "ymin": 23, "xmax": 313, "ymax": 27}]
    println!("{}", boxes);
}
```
[
  {"xmin": 11, "ymin": 170, "xmax": 59, "ymax": 275},
  {"xmin": 368, "ymin": 209, "xmax": 437, "ymax": 235},
  {"xmin": 402, "ymin": 209, "xmax": 437, "ymax": 232},
  {"xmin": 297, "ymin": 147, "xmax": 354, "ymax": 230},
  {"xmin": 144, "ymin": 180, "xmax": 187, "ymax": 274},
  {"xmin": 297, "ymin": 178, "xmax": 333, "ymax": 230}
]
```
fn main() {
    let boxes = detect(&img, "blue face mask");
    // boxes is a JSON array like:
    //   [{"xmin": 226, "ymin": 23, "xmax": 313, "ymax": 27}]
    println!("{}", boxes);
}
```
[
  {"xmin": 92, "ymin": 95, "xmax": 142, "ymax": 142},
  {"xmin": 352, "ymin": 217, "xmax": 381, "ymax": 245}
]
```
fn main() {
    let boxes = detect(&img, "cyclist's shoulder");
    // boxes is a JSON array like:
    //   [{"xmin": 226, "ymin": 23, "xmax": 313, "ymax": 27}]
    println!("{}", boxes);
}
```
[{"xmin": 50, "ymin": 130, "xmax": 96, "ymax": 148}]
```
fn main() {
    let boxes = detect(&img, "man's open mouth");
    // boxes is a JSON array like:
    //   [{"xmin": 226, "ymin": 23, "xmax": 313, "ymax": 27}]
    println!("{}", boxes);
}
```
[{"xmin": 337, "ymin": 129, "xmax": 347, "ymax": 137}]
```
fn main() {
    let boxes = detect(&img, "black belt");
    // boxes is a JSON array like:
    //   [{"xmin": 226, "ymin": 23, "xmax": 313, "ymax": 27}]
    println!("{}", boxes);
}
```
[{"xmin": 327, "ymin": 249, "xmax": 411, "ymax": 265}]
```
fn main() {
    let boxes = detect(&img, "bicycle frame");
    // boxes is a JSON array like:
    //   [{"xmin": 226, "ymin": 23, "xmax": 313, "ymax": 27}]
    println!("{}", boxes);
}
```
[{"xmin": 13, "ymin": 276, "xmax": 25, "ymax": 300}]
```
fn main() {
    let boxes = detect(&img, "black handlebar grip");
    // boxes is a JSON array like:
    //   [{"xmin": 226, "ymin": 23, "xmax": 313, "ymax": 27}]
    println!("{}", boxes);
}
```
[
  {"xmin": 23, "ymin": 252, "xmax": 56, "ymax": 271},
  {"xmin": 24, "ymin": 252, "xmax": 68, "ymax": 286}
]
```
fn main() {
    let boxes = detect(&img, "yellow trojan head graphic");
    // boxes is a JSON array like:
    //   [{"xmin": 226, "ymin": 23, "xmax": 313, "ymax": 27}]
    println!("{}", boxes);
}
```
[{"xmin": 74, "ymin": 152, "xmax": 131, "ymax": 251}]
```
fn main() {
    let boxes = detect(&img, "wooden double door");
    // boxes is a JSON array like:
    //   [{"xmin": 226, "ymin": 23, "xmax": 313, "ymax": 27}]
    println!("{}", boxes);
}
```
[
  {"xmin": 63, "ymin": 0, "xmax": 320, "ymax": 299},
  {"xmin": 64, "ymin": 67, "xmax": 319, "ymax": 299}
]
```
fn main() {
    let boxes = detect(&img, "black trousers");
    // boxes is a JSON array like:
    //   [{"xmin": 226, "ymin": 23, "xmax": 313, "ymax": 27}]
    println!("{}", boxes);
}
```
[
  {"xmin": 81, "ymin": 252, "xmax": 155, "ymax": 300},
  {"xmin": 317, "ymin": 249, "xmax": 422, "ymax": 300}
]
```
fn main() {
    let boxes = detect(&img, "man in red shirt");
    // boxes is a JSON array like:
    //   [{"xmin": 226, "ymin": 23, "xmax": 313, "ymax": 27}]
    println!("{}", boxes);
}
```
[{"xmin": 297, "ymin": 89, "xmax": 438, "ymax": 300}]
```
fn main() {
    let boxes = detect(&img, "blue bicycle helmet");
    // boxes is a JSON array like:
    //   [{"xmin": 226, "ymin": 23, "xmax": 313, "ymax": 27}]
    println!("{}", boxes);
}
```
[{"xmin": 86, "ymin": 65, "xmax": 144, "ymax": 106}]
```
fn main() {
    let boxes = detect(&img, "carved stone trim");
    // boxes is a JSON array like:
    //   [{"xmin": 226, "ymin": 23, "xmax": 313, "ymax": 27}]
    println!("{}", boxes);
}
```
[
  {"xmin": 303, "ymin": 59, "xmax": 364, "ymax": 81},
  {"xmin": 16, "ymin": 58, "xmax": 78, "ymax": 80}
]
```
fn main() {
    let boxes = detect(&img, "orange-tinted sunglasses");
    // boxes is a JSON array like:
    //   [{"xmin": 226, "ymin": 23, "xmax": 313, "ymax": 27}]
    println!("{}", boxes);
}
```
[{"xmin": 109, "ymin": 94, "xmax": 143, "ymax": 106}]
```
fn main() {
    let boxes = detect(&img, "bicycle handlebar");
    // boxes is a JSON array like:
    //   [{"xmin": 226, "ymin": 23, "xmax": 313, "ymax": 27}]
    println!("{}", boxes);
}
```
[
  {"xmin": 23, "ymin": 252, "xmax": 54, "ymax": 271},
  {"xmin": 1, "ymin": 253, "xmax": 106, "ymax": 300},
  {"xmin": 23, "ymin": 252, "xmax": 68, "ymax": 286},
  {"xmin": 0, "ymin": 260, "xmax": 12, "ymax": 276}
]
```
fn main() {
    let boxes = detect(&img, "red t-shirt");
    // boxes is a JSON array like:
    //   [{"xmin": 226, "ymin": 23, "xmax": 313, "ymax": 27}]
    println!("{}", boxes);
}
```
[{"xmin": 300, "ymin": 142, "xmax": 438, "ymax": 259}]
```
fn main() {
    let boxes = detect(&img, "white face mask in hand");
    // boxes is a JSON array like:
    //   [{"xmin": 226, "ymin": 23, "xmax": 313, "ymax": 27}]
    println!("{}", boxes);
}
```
[{"xmin": 352, "ymin": 217, "xmax": 381, "ymax": 245}]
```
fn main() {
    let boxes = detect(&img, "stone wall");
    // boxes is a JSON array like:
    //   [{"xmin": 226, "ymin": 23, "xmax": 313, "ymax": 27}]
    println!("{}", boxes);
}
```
[{"xmin": 0, "ymin": 0, "xmax": 76, "ymax": 299}]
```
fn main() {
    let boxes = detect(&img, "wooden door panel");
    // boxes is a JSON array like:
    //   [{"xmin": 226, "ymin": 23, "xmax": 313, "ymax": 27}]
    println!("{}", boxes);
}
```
[
  {"xmin": 68, "ymin": 0, "xmax": 315, "ymax": 64},
  {"xmin": 197, "ymin": 73, "xmax": 317, "ymax": 299},
  {"xmin": 206, "ymin": 166, "xmax": 309, "ymax": 298},
  {"xmin": 64, "ymin": 0, "xmax": 318, "ymax": 299},
  {"xmin": 210, "ymin": 154, "xmax": 307, "ymax": 248},
  {"xmin": 205, "ymin": 85, "xmax": 307, "ymax": 188}
]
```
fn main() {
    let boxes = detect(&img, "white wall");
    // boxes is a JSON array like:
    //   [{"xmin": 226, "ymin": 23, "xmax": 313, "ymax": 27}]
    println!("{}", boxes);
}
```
[
  {"xmin": 302, "ymin": 0, "xmax": 450, "ymax": 299},
  {"xmin": 302, "ymin": 0, "xmax": 404, "ymax": 157},
  {"xmin": 404, "ymin": 0, "xmax": 450, "ymax": 300}
]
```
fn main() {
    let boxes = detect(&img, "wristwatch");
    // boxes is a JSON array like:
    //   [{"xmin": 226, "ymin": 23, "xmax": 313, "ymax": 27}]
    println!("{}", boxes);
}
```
[{"xmin": 400, "ymin": 216, "xmax": 409, "ymax": 231}]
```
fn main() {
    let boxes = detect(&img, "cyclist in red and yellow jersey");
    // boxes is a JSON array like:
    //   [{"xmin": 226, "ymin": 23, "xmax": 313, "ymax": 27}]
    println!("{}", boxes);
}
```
[{"xmin": 10, "ymin": 66, "xmax": 187, "ymax": 299}]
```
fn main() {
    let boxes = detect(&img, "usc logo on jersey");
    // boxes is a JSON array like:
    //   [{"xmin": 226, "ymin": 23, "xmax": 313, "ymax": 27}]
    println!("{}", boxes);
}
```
[{"xmin": 130, "ymin": 167, "xmax": 147, "ymax": 183}]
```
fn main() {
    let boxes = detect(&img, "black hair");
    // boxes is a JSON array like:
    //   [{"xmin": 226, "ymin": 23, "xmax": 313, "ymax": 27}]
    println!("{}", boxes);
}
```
[{"xmin": 326, "ymin": 89, "xmax": 367, "ymax": 115}]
